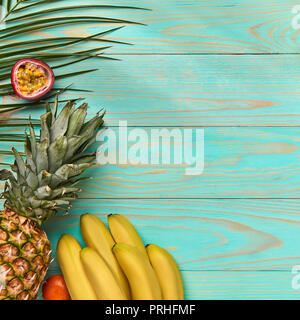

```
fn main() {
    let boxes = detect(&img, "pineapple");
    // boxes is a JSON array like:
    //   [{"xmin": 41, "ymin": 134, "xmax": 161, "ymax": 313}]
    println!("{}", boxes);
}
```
[{"xmin": 0, "ymin": 98, "xmax": 104, "ymax": 300}]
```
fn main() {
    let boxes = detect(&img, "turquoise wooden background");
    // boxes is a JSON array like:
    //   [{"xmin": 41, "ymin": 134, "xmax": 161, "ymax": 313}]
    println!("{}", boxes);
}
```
[{"xmin": 1, "ymin": 0, "xmax": 300, "ymax": 299}]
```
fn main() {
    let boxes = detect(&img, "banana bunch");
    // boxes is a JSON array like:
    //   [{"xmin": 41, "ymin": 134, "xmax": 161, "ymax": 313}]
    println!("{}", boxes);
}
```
[{"xmin": 57, "ymin": 214, "xmax": 184, "ymax": 300}]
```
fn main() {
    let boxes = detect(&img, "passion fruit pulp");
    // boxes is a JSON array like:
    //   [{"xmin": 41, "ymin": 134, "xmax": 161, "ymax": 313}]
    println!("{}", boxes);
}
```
[{"xmin": 11, "ymin": 59, "xmax": 55, "ymax": 100}]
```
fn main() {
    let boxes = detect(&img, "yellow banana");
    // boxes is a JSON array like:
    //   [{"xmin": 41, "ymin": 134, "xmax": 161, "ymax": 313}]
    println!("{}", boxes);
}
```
[
  {"xmin": 146, "ymin": 244, "xmax": 184, "ymax": 300},
  {"xmin": 56, "ymin": 234, "xmax": 97, "ymax": 300},
  {"xmin": 108, "ymin": 214, "xmax": 148, "ymax": 258},
  {"xmin": 80, "ymin": 247, "xmax": 128, "ymax": 300},
  {"xmin": 113, "ymin": 243, "xmax": 162, "ymax": 300},
  {"xmin": 80, "ymin": 213, "xmax": 131, "ymax": 299}
]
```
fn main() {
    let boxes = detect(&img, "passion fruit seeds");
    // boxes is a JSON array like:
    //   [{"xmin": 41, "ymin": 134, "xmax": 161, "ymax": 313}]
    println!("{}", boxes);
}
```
[
  {"xmin": 11, "ymin": 59, "xmax": 55, "ymax": 100},
  {"xmin": 17, "ymin": 64, "xmax": 48, "ymax": 95}
]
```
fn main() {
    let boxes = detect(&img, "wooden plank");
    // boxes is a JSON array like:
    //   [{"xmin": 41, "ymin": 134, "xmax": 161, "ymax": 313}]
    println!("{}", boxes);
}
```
[
  {"xmin": 40, "ymin": 198, "xmax": 300, "ymax": 272},
  {"xmin": 181, "ymin": 271, "xmax": 300, "ymax": 300},
  {"xmin": 10, "ymin": 55, "xmax": 300, "ymax": 126},
  {"xmin": 21, "ymin": 0, "xmax": 300, "ymax": 54},
  {"xmin": 0, "ymin": 194, "xmax": 297, "ymax": 299},
  {"xmin": 183, "ymin": 271, "xmax": 300, "ymax": 299},
  {"xmin": 2, "ymin": 127, "xmax": 300, "ymax": 198},
  {"xmin": 45, "ymin": 267, "xmax": 300, "ymax": 300},
  {"xmin": 38, "ymin": 196, "xmax": 300, "ymax": 299},
  {"xmin": 40, "ymin": 196, "xmax": 300, "ymax": 299}
]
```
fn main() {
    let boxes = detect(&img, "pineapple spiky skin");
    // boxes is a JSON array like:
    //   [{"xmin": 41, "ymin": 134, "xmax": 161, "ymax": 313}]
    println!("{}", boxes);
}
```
[
  {"xmin": 0, "ymin": 209, "xmax": 50, "ymax": 300},
  {"xmin": 0, "ymin": 97, "xmax": 104, "ymax": 299}
]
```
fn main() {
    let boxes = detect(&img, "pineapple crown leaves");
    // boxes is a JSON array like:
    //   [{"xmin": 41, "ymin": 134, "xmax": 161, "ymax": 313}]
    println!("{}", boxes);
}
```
[{"xmin": 0, "ymin": 97, "xmax": 104, "ymax": 224}]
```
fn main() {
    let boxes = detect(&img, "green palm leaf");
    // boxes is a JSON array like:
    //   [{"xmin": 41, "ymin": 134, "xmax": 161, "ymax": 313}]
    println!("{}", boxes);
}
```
[
  {"xmin": 0, "ymin": 18, "xmax": 143, "ymax": 41},
  {"xmin": 0, "ymin": 68, "xmax": 100, "ymax": 95},
  {"xmin": 2, "ymin": 0, "xmax": 61, "ymax": 20},
  {"xmin": 0, "ymin": 33, "xmax": 130, "ymax": 51},
  {"xmin": 0, "ymin": 97, "xmax": 84, "ymax": 114},
  {"xmin": 9, "ymin": 1, "xmax": 72, "ymax": 16},
  {"xmin": 6, "ymin": 0, "xmax": 12, "ymax": 12},
  {"xmin": 2, "ymin": 15, "xmax": 143, "ymax": 35},
  {"xmin": 0, "ymin": 46, "xmax": 113, "ymax": 71},
  {"xmin": 0, "ymin": 26, "xmax": 129, "ymax": 49},
  {"xmin": 0, "ymin": 31, "xmax": 119, "ymax": 59},
  {"xmin": 6, "ymin": 4, "xmax": 149, "ymax": 22},
  {"xmin": 0, "ymin": 0, "xmax": 148, "ymax": 151}
]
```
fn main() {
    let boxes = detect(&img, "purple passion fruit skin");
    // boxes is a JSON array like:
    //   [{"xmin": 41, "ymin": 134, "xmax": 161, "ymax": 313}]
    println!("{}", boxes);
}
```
[{"xmin": 11, "ymin": 59, "xmax": 55, "ymax": 100}]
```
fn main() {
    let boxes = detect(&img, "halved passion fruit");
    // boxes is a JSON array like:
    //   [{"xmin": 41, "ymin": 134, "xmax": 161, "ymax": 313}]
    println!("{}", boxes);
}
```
[{"xmin": 11, "ymin": 59, "xmax": 55, "ymax": 100}]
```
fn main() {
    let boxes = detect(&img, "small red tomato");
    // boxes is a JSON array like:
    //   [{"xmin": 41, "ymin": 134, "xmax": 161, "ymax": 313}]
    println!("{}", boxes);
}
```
[{"xmin": 42, "ymin": 275, "xmax": 71, "ymax": 300}]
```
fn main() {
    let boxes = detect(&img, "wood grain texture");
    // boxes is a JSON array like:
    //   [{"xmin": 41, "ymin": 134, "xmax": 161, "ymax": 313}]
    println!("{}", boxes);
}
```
[
  {"xmin": 9, "ymin": 55, "xmax": 300, "ymax": 126},
  {"xmin": 77, "ymin": 126, "xmax": 300, "ymax": 198},
  {"xmin": 46, "ymin": 268, "xmax": 300, "ymax": 300},
  {"xmin": 39, "ymin": 198, "xmax": 300, "ymax": 272},
  {"xmin": 32, "ymin": 197, "xmax": 300, "ymax": 299},
  {"xmin": 2, "ymin": 197, "xmax": 299, "ymax": 299},
  {"xmin": 1, "ymin": 127, "xmax": 300, "ymax": 198},
  {"xmin": 19, "ymin": 0, "xmax": 300, "ymax": 54},
  {"xmin": 181, "ymin": 271, "xmax": 300, "ymax": 300},
  {"xmin": 1, "ymin": 0, "xmax": 300, "ymax": 300}
]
